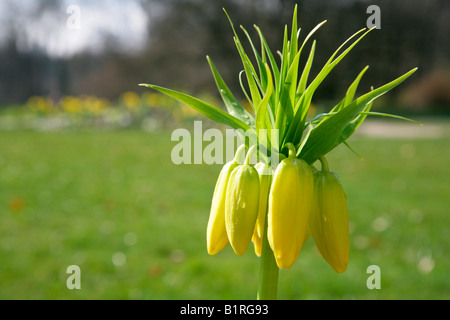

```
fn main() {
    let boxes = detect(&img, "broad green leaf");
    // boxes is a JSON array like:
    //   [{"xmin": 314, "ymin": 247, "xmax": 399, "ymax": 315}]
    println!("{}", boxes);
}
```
[
  {"xmin": 139, "ymin": 84, "xmax": 256, "ymax": 144},
  {"xmin": 339, "ymin": 99, "xmax": 373, "ymax": 143},
  {"xmin": 307, "ymin": 112, "xmax": 331, "ymax": 125},
  {"xmin": 207, "ymin": 56, "xmax": 255, "ymax": 127},
  {"xmin": 299, "ymin": 67, "xmax": 418, "ymax": 164},
  {"xmin": 295, "ymin": 123, "xmax": 313, "ymax": 156},
  {"xmin": 283, "ymin": 93, "xmax": 309, "ymax": 146},
  {"xmin": 337, "ymin": 88, "xmax": 422, "ymax": 144}
]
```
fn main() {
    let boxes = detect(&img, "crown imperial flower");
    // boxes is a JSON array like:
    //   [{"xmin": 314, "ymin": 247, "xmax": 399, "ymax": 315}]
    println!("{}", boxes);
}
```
[
  {"xmin": 225, "ymin": 146, "xmax": 261, "ymax": 256},
  {"xmin": 140, "ymin": 4, "xmax": 418, "ymax": 299},
  {"xmin": 309, "ymin": 158, "xmax": 350, "ymax": 273},
  {"xmin": 267, "ymin": 143, "xmax": 314, "ymax": 269}
]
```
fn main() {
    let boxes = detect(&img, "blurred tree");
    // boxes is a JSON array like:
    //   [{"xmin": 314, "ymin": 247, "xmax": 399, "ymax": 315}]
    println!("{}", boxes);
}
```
[{"xmin": 0, "ymin": 0, "xmax": 448, "ymax": 111}]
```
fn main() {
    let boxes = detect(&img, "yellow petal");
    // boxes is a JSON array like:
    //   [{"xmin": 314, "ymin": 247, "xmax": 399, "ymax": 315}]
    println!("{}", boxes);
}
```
[
  {"xmin": 267, "ymin": 157, "xmax": 314, "ymax": 269},
  {"xmin": 251, "ymin": 163, "xmax": 273, "ymax": 257},
  {"xmin": 310, "ymin": 171, "xmax": 349, "ymax": 273},
  {"xmin": 206, "ymin": 161, "xmax": 238, "ymax": 255},
  {"xmin": 252, "ymin": 230, "xmax": 263, "ymax": 257},
  {"xmin": 225, "ymin": 164, "xmax": 260, "ymax": 256}
]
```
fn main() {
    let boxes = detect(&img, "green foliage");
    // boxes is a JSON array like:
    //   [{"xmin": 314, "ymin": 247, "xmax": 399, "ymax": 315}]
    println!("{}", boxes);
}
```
[{"xmin": 140, "ymin": 5, "xmax": 418, "ymax": 166}]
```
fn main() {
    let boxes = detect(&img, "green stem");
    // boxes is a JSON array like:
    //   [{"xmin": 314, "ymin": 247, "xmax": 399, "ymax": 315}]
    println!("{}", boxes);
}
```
[
  {"xmin": 244, "ymin": 145, "xmax": 258, "ymax": 165},
  {"xmin": 257, "ymin": 209, "xmax": 279, "ymax": 300},
  {"xmin": 234, "ymin": 144, "xmax": 247, "ymax": 164},
  {"xmin": 319, "ymin": 155, "xmax": 329, "ymax": 172},
  {"xmin": 285, "ymin": 142, "xmax": 297, "ymax": 159}
]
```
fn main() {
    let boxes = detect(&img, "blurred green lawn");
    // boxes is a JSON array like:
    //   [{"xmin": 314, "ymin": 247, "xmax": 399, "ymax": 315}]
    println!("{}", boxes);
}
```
[{"xmin": 0, "ymin": 127, "xmax": 449, "ymax": 299}]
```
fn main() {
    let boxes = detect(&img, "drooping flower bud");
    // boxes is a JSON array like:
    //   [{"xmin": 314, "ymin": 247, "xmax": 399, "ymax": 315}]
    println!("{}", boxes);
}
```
[
  {"xmin": 251, "ymin": 162, "xmax": 273, "ymax": 257},
  {"xmin": 206, "ymin": 145, "xmax": 246, "ymax": 255},
  {"xmin": 309, "ymin": 157, "xmax": 349, "ymax": 273},
  {"xmin": 225, "ymin": 145, "xmax": 260, "ymax": 256},
  {"xmin": 267, "ymin": 143, "xmax": 314, "ymax": 269}
]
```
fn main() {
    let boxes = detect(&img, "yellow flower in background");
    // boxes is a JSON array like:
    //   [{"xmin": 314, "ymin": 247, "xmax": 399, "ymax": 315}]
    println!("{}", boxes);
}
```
[
  {"xmin": 121, "ymin": 91, "xmax": 141, "ymax": 110},
  {"xmin": 83, "ymin": 96, "xmax": 110, "ymax": 115},
  {"xmin": 27, "ymin": 96, "xmax": 54, "ymax": 113},
  {"xmin": 144, "ymin": 92, "xmax": 161, "ymax": 108},
  {"xmin": 267, "ymin": 143, "xmax": 314, "ymax": 269},
  {"xmin": 25, "ymin": 94, "xmax": 114, "ymax": 116},
  {"xmin": 309, "ymin": 159, "xmax": 349, "ymax": 273},
  {"xmin": 94, "ymin": 98, "xmax": 110, "ymax": 114},
  {"xmin": 61, "ymin": 96, "xmax": 83, "ymax": 114},
  {"xmin": 180, "ymin": 104, "xmax": 198, "ymax": 117}
]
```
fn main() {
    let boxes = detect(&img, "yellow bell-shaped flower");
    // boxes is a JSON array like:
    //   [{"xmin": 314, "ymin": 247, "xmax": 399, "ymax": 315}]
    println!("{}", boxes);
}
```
[
  {"xmin": 225, "ymin": 145, "xmax": 260, "ymax": 256},
  {"xmin": 267, "ymin": 143, "xmax": 314, "ymax": 269},
  {"xmin": 206, "ymin": 145, "xmax": 246, "ymax": 255},
  {"xmin": 309, "ymin": 157, "xmax": 349, "ymax": 273},
  {"xmin": 251, "ymin": 162, "xmax": 273, "ymax": 257}
]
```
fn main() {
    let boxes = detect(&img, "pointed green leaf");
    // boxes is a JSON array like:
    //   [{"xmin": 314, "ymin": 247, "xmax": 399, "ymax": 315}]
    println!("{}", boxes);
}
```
[
  {"xmin": 224, "ymin": 9, "xmax": 262, "ymax": 108},
  {"xmin": 331, "ymin": 65, "xmax": 370, "ymax": 113},
  {"xmin": 299, "ymin": 67, "xmax": 418, "ymax": 164},
  {"xmin": 289, "ymin": 4, "xmax": 298, "ymax": 65},
  {"xmin": 207, "ymin": 56, "xmax": 255, "ymax": 127},
  {"xmin": 359, "ymin": 111, "xmax": 422, "ymax": 125},
  {"xmin": 297, "ymin": 28, "xmax": 371, "ymax": 113},
  {"xmin": 297, "ymin": 40, "xmax": 316, "ymax": 96},
  {"xmin": 256, "ymin": 64, "xmax": 274, "ymax": 133},
  {"xmin": 254, "ymin": 25, "xmax": 280, "ymax": 96},
  {"xmin": 343, "ymin": 140, "xmax": 365, "ymax": 160},
  {"xmin": 339, "ymin": 100, "xmax": 373, "ymax": 143},
  {"xmin": 240, "ymin": 25, "xmax": 268, "ymax": 91},
  {"xmin": 239, "ymin": 70, "xmax": 254, "ymax": 110},
  {"xmin": 139, "ymin": 84, "xmax": 255, "ymax": 141},
  {"xmin": 280, "ymin": 25, "xmax": 290, "ymax": 86}
]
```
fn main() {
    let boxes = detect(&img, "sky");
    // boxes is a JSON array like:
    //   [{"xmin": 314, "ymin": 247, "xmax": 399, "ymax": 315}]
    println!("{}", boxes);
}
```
[{"xmin": 0, "ymin": 0, "xmax": 153, "ymax": 58}]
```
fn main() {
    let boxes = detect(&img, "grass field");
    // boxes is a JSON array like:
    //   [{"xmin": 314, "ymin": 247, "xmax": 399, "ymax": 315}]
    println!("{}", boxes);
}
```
[{"xmin": 0, "ymin": 124, "xmax": 449, "ymax": 299}]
